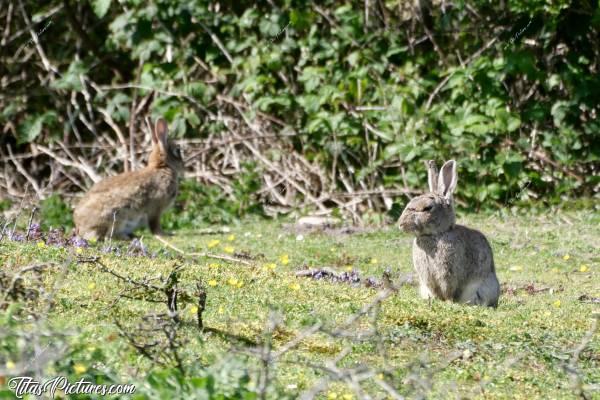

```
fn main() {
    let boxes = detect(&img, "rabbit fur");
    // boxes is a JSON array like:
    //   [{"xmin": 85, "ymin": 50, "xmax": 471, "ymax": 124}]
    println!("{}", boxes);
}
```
[
  {"xmin": 74, "ymin": 118, "xmax": 184, "ymax": 240},
  {"xmin": 398, "ymin": 160, "xmax": 500, "ymax": 307}
]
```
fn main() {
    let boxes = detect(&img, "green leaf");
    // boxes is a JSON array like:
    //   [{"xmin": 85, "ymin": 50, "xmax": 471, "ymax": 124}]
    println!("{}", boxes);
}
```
[
  {"xmin": 17, "ymin": 111, "xmax": 58, "ymax": 144},
  {"xmin": 50, "ymin": 61, "xmax": 88, "ymax": 91},
  {"xmin": 92, "ymin": 0, "xmax": 111, "ymax": 18},
  {"xmin": 507, "ymin": 116, "xmax": 521, "ymax": 132}
]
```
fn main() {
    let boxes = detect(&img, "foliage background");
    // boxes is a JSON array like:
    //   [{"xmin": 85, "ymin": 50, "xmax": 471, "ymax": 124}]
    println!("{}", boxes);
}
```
[{"xmin": 0, "ymin": 0, "xmax": 599, "ymax": 224}]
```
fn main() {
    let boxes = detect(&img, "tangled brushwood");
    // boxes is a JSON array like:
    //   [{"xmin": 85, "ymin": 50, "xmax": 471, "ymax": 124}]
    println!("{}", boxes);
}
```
[{"xmin": 1, "ymin": 1, "xmax": 598, "ymax": 222}]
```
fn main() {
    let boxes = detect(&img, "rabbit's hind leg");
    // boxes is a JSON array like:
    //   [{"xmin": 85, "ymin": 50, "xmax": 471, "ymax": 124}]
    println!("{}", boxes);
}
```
[
  {"xmin": 460, "ymin": 276, "xmax": 499, "ymax": 307},
  {"xmin": 478, "ymin": 274, "xmax": 500, "ymax": 307}
]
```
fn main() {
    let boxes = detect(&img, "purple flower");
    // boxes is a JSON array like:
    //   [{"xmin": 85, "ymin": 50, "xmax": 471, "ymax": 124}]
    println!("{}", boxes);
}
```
[
  {"xmin": 68, "ymin": 235, "xmax": 89, "ymax": 248},
  {"xmin": 46, "ymin": 228, "xmax": 67, "ymax": 246},
  {"xmin": 27, "ymin": 223, "xmax": 42, "ymax": 241},
  {"xmin": 9, "ymin": 231, "xmax": 25, "ymax": 242}
]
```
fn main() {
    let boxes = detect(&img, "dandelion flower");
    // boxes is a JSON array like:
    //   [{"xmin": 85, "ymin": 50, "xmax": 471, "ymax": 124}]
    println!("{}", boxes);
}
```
[
  {"xmin": 236, "ymin": 281, "xmax": 244, "ymax": 288},
  {"xmin": 327, "ymin": 392, "xmax": 338, "ymax": 400},
  {"xmin": 345, "ymin": 266, "xmax": 353, "ymax": 272},
  {"xmin": 76, "ymin": 247, "xmax": 84, "ymax": 254},
  {"xmin": 552, "ymin": 300, "xmax": 561, "ymax": 308},
  {"xmin": 208, "ymin": 239, "xmax": 220, "ymax": 248},
  {"xmin": 563, "ymin": 254, "xmax": 570, "ymax": 261},
  {"xmin": 190, "ymin": 306, "xmax": 198, "ymax": 315},
  {"xmin": 289, "ymin": 282, "xmax": 300, "ymax": 291},
  {"xmin": 209, "ymin": 263, "xmax": 219, "ymax": 269},
  {"xmin": 280, "ymin": 254, "xmax": 290, "ymax": 265},
  {"xmin": 218, "ymin": 306, "xmax": 224, "ymax": 314},
  {"xmin": 228, "ymin": 234, "xmax": 236, "ymax": 241},
  {"xmin": 87, "ymin": 283, "xmax": 96, "ymax": 290},
  {"xmin": 37, "ymin": 241, "xmax": 46, "ymax": 248},
  {"xmin": 223, "ymin": 246, "xmax": 235, "ymax": 254},
  {"xmin": 73, "ymin": 363, "xmax": 87, "ymax": 374},
  {"xmin": 208, "ymin": 279, "xmax": 218, "ymax": 287},
  {"xmin": 265, "ymin": 263, "xmax": 277, "ymax": 270},
  {"xmin": 580, "ymin": 264, "xmax": 589, "ymax": 272},
  {"xmin": 228, "ymin": 278, "xmax": 239, "ymax": 286},
  {"xmin": 370, "ymin": 258, "xmax": 378, "ymax": 265},
  {"xmin": 342, "ymin": 394, "xmax": 353, "ymax": 400},
  {"xmin": 6, "ymin": 360, "xmax": 15, "ymax": 370}
]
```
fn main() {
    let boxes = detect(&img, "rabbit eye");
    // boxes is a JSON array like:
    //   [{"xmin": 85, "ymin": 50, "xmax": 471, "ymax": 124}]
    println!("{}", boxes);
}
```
[{"xmin": 422, "ymin": 205, "xmax": 433, "ymax": 212}]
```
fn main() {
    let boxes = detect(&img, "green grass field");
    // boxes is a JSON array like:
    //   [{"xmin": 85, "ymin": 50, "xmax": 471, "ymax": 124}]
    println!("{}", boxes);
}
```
[{"xmin": 1, "ymin": 210, "xmax": 598, "ymax": 399}]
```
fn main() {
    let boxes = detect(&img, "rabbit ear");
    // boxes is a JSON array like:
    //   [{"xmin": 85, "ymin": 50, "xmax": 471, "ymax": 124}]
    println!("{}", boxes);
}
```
[
  {"xmin": 153, "ymin": 118, "xmax": 169, "ymax": 150},
  {"xmin": 426, "ymin": 160, "xmax": 438, "ymax": 193},
  {"xmin": 437, "ymin": 160, "xmax": 457, "ymax": 199}
]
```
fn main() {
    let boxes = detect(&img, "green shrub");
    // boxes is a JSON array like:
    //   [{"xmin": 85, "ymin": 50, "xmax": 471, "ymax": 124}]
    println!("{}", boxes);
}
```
[
  {"xmin": 39, "ymin": 194, "xmax": 73, "ymax": 230},
  {"xmin": 2, "ymin": 0, "xmax": 598, "ymax": 209}
]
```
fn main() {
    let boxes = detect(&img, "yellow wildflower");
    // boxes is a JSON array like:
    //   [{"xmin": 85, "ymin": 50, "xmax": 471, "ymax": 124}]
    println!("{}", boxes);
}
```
[
  {"xmin": 209, "ymin": 263, "xmax": 219, "ymax": 269},
  {"xmin": 6, "ymin": 360, "xmax": 15, "ymax": 370},
  {"xmin": 236, "ymin": 281, "xmax": 244, "ymax": 288},
  {"xmin": 370, "ymin": 258, "xmax": 378, "ymax": 264},
  {"xmin": 289, "ymin": 282, "xmax": 300, "ymax": 291},
  {"xmin": 563, "ymin": 254, "xmax": 570, "ymax": 261},
  {"xmin": 208, "ymin": 279, "xmax": 218, "ymax": 287},
  {"xmin": 510, "ymin": 265, "xmax": 523, "ymax": 272},
  {"xmin": 208, "ymin": 239, "xmax": 220, "ymax": 248},
  {"xmin": 342, "ymin": 394, "xmax": 353, "ymax": 400},
  {"xmin": 345, "ymin": 266, "xmax": 353, "ymax": 272},
  {"xmin": 87, "ymin": 283, "xmax": 96, "ymax": 290},
  {"xmin": 73, "ymin": 363, "xmax": 87, "ymax": 374},
  {"xmin": 218, "ymin": 306, "xmax": 224, "ymax": 314},
  {"xmin": 227, "ymin": 278, "xmax": 239, "ymax": 286},
  {"xmin": 190, "ymin": 306, "xmax": 198, "ymax": 315},
  {"xmin": 553, "ymin": 300, "xmax": 561, "ymax": 308},
  {"xmin": 37, "ymin": 241, "xmax": 46, "ymax": 248},
  {"xmin": 280, "ymin": 254, "xmax": 290, "ymax": 265},
  {"xmin": 76, "ymin": 247, "xmax": 84, "ymax": 254},
  {"xmin": 579, "ymin": 264, "xmax": 589, "ymax": 272},
  {"xmin": 223, "ymin": 246, "xmax": 235, "ymax": 254},
  {"xmin": 327, "ymin": 392, "xmax": 338, "ymax": 400},
  {"xmin": 227, "ymin": 234, "xmax": 236, "ymax": 241},
  {"xmin": 265, "ymin": 263, "xmax": 277, "ymax": 270}
]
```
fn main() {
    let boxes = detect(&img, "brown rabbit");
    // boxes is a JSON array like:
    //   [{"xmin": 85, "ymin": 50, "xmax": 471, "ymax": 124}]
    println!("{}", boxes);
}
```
[
  {"xmin": 398, "ymin": 160, "xmax": 500, "ymax": 307},
  {"xmin": 74, "ymin": 118, "xmax": 184, "ymax": 240}
]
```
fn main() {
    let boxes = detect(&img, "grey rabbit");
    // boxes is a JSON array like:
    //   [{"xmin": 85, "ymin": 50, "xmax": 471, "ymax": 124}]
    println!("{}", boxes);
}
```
[{"xmin": 398, "ymin": 160, "xmax": 500, "ymax": 307}]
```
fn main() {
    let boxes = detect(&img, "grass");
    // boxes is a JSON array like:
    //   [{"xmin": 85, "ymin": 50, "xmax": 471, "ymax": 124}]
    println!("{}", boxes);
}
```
[{"xmin": 1, "ymin": 210, "xmax": 598, "ymax": 399}]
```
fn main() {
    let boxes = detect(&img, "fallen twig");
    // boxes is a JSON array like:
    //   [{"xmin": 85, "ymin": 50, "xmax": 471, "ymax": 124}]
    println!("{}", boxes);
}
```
[{"xmin": 153, "ymin": 234, "xmax": 251, "ymax": 266}]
